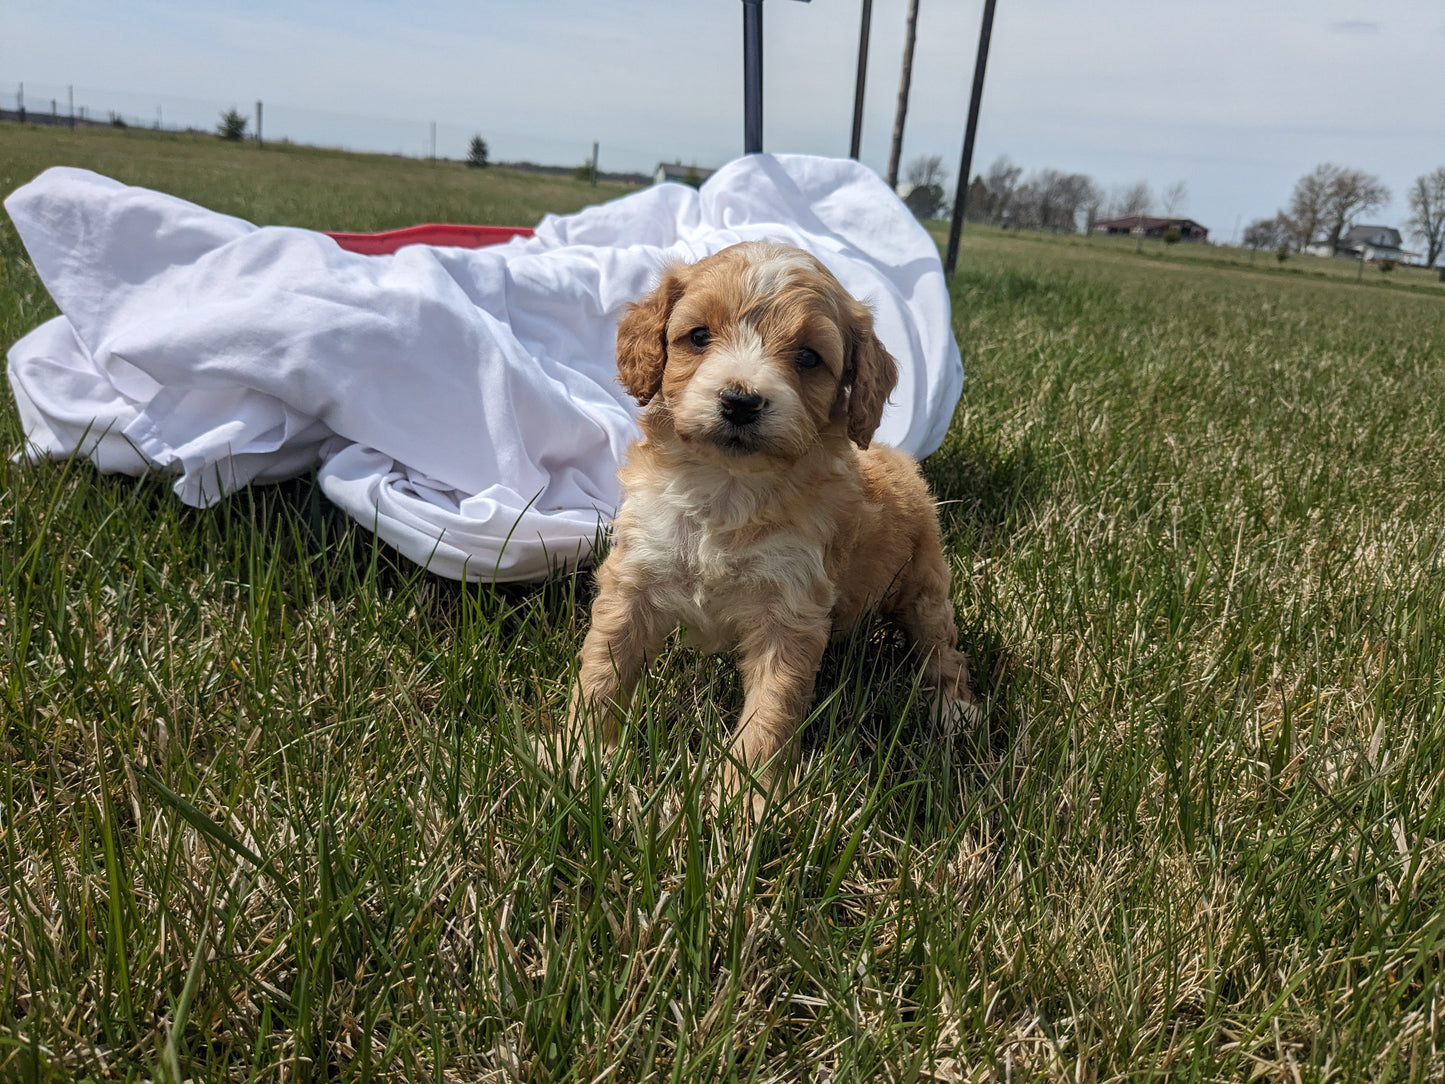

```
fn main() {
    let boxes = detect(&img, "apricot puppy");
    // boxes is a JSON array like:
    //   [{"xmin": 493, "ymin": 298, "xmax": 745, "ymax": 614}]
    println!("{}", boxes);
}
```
[{"xmin": 566, "ymin": 242, "xmax": 979, "ymax": 805}]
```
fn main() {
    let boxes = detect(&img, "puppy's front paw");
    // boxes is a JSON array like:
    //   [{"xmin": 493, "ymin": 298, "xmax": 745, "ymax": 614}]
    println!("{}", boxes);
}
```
[
  {"xmin": 539, "ymin": 710, "xmax": 621, "ymax": 784},
  {"xmin": 713, "ymin": 762, "xmax": 772, "ymax": 826},
  {"xmin": 934, "ymin": 689, "xmax": 985, "ymax": 738}
]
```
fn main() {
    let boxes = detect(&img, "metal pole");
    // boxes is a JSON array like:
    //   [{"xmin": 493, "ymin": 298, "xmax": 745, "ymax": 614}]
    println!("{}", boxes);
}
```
[
  {"xmin": 255, "ymin": 100, "xmax": 263, "ymax": 146},
  {"xmin": 849, "ymin": 0, "xmax": 873, "ymax": 159},
  {"xmin": 743, "ymin": 0, "xmax": 764, "ymax": 154},
  {"xmin": 944, "ymin": 0, "xmax": 998, "ymax": 276}
]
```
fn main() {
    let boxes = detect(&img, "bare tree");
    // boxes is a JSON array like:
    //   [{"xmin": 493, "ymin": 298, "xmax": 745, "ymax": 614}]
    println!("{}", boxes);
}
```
[
  {"xmin": 1012, "ymin": 170, "xmax": 1098, "ymax": 233},
  {"xmin": 982, "ymin": 156, "xmax": 1022, "ymax": 223},
  {"xmin": 1323, "ymin": 166, "xmax": 1389, "ymax": 250},
  {"xmin": 1108, "ymin": 181, "xmax": 1153, "ymax": 220},
  {"xmin": 1161, "ymin": 180, "xmax": 1188, "ymax": 216},
  {"xmin": 1243, "ymin": 214, "xmax": 1289, "ymax": 252},
  {"xmin": 1291, "ymin": 163, "xmax": 1390, "ymax": 251},
  {"xmin": 1287, "ymin": 164, "xmax": 1333, "ymax": 248},
  {"xmin": 1054, "ymin": 172, "xmax": 1100, "ymax": 233},
  {"xmin": 905, "ymin": 154, "xmax": 947, "ymax": 188},
  {"xmin": 1406, "ymin": 166, "xmax": 1445, "ymax": 267},
  {"xmin": 886, "ymin": 0, "xmax": 921, "ymax": 189}
]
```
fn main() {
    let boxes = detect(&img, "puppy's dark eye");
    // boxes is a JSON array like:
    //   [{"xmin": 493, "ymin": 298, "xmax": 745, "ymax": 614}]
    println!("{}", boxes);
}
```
[
  {"xmin": 796, "ymin": 347, "xmax": 822, "ymax": 370},
  {"xmin": 689, "ymin": 327, "xmax": 711, "ymax": 349}
]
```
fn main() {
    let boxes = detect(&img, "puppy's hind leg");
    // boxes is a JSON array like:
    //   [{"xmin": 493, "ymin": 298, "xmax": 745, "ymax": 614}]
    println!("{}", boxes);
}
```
[{"xmin": 892, "ymin": 539, "xmax": 983, "ymax": 733}]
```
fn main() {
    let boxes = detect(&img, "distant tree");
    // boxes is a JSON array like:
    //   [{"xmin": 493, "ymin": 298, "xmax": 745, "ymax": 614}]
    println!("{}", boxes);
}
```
[
  {"xmin": 905, "ymin": 154, "xmax": 947, "ymax": 190},
  {"xmin": 904, "ymin": 182, "xmax": 945, "ymax": 220},
  {"xmin": 466, "ymin": 135, "xmax": 490, "ymax": 168},
  {"xmin": 681, "ymin": 166, "xmax": 703, "ymax": 188},
  {"xmin": 962, "ymin": 174, "xmax": 992, "ymax": 222},
  {"xmin": 1406, "ymin": 166, "xmax": 1445, "ymax": 267},
  {"xmin": 903, "ymin": 155, "xmax": 948, "ymax": 220},
  {"xmin": 1287, "ymin": 165, "xmax": 1331, "ymax": 248},
  {"xmin": 1082, "ymin": 187, "xmax": 1105, "ymax": 233},
  {"xmin": 1161, "ymin": 180, "xmax": 1188, "ymax": 216},
  {"xmin": 982, "ymin": 156, "xmax": 1022, "ymax": 224},
  {"xmin": 1322, "ymin": 166, "xmax": 1388, "ymax": 251},
  {"xmin": 1243, "ymin": 214, "xmax": 1290, "ymax": 254},
  {"xmin": 1289, "ymin": 163, "xmax": 1388, "ymax": 251},
  {"xmin": 573, "ymin": 162, "xmax": 593, "ymax": 183},
  {"xmin": 1162, "ymin": 226, "xmax": 1182, "ymax": 246},
  {"xmin": 217, "ymin": 108, "xmax": 249, "ymax": 141},
  {"xmin": 1108, "ymin": 181, "xmax": 1153, "ymax": 220},
  {"xmin": 1012, "ymin": 169, "xmax": 1098, "ymax": 233},
  {"xmin": 109, "ymin": 112, "xmax": 127, "ymax": 129}
]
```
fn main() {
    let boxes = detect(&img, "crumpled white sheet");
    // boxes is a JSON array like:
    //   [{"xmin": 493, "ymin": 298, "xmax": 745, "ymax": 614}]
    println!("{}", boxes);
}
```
[{"xmin": 5, "ymin": 154, "xmax": 962, "ymax": 581}]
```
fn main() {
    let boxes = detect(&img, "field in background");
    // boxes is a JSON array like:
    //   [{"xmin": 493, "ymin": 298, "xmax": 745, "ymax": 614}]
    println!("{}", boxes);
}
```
[
  {"xmin": 3, "ymin": 125, "xmax": 1444, "ymax": 1082},
  {"xmin": 927, "ymin": 220, "xmax": 1445, "ymax": 297},
  {"xmin": 0, "ymin": 124, "xmax": 634, "ymax": 234}
]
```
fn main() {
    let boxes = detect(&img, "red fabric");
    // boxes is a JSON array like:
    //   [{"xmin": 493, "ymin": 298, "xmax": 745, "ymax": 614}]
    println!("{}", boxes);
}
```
[{"xmin": 326, "ymin": 223, "xmax": 534, "ymax": 255}]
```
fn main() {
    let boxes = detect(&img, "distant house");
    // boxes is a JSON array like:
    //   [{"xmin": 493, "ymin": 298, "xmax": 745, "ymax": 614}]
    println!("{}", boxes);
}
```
[
  {"xmin": 654, "ymin": 161, "xmax": 715, "ymax": 187},
  {"xmin": 1091, "ymin": 215, "xmax": 1209, "ymax": 242},
  {"xmin": 1304, "ymin": 225, "xmax": 1417, "ymax": 263}
]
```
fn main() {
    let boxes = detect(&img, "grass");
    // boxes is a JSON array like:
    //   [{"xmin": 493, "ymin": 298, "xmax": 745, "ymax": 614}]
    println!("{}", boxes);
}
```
[{"xmin": 2, "ymin": 123, "xmax": 1444, "ymax": 1082}]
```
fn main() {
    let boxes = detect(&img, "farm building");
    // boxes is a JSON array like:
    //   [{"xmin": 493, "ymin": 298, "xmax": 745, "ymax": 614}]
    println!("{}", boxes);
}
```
[
  {"xmin": 654, "ymin": 161, "xmax": 716, "ymax": 186},
  {"xmin": 1303, "ymin": 225, "xmax": 1417, "ymax": 263},
  {"xmin": 1092, "ymin": 215, "xmax": 1209, "ymax": 241}
]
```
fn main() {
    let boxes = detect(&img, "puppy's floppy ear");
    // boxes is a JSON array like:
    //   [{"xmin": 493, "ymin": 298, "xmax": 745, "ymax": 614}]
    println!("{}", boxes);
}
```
[
  {"xmin": 615, "ymin": 263, "xmax": 690, "ymax": 406},
  {"xmin": 844, "ymin": 301, "xmax": 899, "ymax": 449}
]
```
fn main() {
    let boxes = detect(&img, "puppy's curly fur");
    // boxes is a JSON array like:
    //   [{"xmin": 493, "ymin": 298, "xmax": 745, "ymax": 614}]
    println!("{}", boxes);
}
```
[{"xmin": 566, "ymin": 241, "xmax": 979, "ymax": 805}]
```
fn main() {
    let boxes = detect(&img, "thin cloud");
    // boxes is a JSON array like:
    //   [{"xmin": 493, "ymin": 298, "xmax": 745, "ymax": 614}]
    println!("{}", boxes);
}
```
[{"xmin": 1330, "ymin": 19, "xmax": 1381, "ymax": 34}]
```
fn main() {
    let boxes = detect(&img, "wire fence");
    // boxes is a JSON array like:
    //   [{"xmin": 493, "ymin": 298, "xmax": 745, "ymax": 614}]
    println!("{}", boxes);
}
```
[{"xmin": 2, "ymin": 80, "xmax": 670, "ymax": 180}]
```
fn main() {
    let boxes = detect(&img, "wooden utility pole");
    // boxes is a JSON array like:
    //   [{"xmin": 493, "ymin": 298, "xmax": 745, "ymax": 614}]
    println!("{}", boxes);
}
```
[
  {"xmin": 849, "ymin": 0, "xmax": 873, "ymax": 159},
  {"xmin": 886, "ymin": 0, "xmax": 920, "ymax": 189}
]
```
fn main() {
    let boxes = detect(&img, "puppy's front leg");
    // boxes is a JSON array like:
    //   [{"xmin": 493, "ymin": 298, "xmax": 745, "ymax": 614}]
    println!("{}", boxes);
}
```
[
  {"xmin": 723, "ymin": 607, "xmax": 831, "ymax": 813},
  {"xmin": 565, "ymin": 568, "xmax": 671, "ymax": 753}
]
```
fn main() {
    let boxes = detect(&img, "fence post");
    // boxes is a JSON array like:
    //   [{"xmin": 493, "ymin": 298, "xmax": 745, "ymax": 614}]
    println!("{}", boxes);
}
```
[{"xmin": 255, "ymin": 100, "xmax": 263, "ymax": 146}]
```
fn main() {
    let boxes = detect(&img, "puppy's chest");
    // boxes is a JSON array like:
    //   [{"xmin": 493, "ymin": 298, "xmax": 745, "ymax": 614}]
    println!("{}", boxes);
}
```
[{"xmin": 619, "ymin": 490, "xmax": 828, "ymax": 652}]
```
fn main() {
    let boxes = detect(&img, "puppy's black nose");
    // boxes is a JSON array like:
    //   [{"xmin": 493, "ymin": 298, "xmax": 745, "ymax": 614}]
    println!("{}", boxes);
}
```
[{"xmin": 718, "ymin": 388, "xmax": 766, "ymax": 425}]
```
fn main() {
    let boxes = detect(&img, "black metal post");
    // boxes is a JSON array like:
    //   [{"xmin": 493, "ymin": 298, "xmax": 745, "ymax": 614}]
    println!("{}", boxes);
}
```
[
  {"xmin": 743, "ymin": 0, "xmax": 764, "ymax": 154},
  {"xmin": 849, "ymin": 0, "xmax": 873, "ymax": 159},
  {"xmin": 944, "ymin": 0, "xmax": 998, "ymax": 276}
]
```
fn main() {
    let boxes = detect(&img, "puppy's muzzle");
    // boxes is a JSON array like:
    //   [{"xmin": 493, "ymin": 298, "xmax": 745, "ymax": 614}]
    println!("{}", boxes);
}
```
[{"xmin": 718, "ymin": 388, "xmax": 766, "ymax": 427}]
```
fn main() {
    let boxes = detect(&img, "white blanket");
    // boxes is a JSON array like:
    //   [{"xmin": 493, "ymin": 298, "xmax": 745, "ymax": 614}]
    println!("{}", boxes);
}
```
[{"xmin": 6, "ymin": 154, "xmax": 962, "ymax": 581}]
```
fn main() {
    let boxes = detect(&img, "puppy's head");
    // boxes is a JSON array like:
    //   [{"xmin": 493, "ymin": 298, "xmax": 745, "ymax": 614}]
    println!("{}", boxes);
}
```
[{"xmin": 615, "ymin": 242, "xmax": 898, "ymax": 464}]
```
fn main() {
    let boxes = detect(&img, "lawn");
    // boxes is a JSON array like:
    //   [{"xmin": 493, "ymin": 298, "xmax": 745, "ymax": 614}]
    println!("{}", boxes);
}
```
[{"xmin": 2, "ymin": 124, "xmax": 1444, "ymax": 1082}]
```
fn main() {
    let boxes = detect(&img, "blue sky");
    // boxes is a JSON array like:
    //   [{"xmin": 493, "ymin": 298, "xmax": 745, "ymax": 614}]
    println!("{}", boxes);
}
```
[{"xmin": 9, "ymin": 1, "xmax": 1445, "ymax": 245}]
